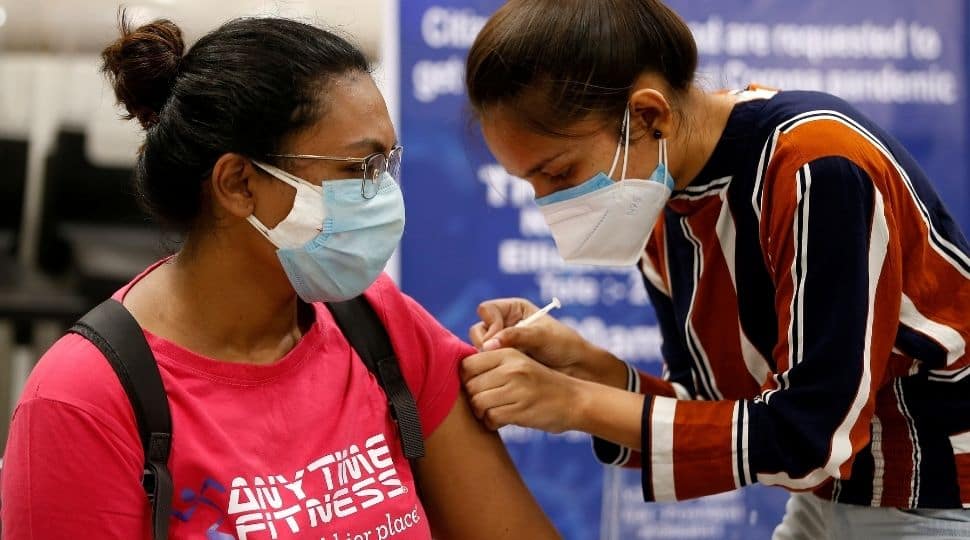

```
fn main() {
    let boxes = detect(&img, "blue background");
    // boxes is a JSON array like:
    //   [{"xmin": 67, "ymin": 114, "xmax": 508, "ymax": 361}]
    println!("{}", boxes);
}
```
[{"xmin": 399, "ymin": 1, "xmax": 969, "ymax": 538}]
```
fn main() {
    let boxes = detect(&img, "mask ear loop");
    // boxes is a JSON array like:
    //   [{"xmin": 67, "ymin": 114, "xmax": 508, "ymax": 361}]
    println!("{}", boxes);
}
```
[
  {"xmin": 607, "ymin": 108, "xmax": 629, "ymax": 179},
  {"xmin": 658, "ymin": 137, "xmax": 673, "ymax": 189},
  {"xmin": 246, "ymin": 213, "xmax": 279, "ymax": 246},
  {"xmin": 252, "ymin": 160, "xmax": 321, "ymax": 192},
  {"xmin": 619, "ymin": 108, "xmax": 632, "ymax": 181},
  {"xmin": 248, "ymin": 160, "xmax": 313, "ymax": 248}
]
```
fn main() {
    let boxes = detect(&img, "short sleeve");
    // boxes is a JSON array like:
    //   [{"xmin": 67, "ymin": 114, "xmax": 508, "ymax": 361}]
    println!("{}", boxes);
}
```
[
  {"xmin": 2, "ymin": 335, "xmax": 149, "ymax": 539},
  {"xmin": 366, "ymin": 275, "xmax": 475, "ymax": 439},
  {"xmin": 399, "ymin": 293, "xmax": 475, "ymax": 437}
]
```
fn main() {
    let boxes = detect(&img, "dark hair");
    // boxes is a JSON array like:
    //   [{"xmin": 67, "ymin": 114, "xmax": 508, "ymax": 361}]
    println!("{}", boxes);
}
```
[
  {"xmin": 466, "ymin": 0, "xmax": 697, "ymax": 136},
  {"xmin": 101, "ymin": 13, "xmax": 369, "ymax": 233}
]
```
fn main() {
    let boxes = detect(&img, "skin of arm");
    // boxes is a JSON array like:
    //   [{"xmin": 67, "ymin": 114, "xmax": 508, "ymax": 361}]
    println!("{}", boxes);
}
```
[{"xmin": 414, "ymin": 391, "xmax": 561, "ymax": 540}]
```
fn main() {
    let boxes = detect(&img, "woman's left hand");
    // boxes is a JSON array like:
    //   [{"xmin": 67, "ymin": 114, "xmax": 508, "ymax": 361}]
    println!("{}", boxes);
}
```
[{"xmin": 461, "ymin": 349, "xmax": 582, "ymax": 433}]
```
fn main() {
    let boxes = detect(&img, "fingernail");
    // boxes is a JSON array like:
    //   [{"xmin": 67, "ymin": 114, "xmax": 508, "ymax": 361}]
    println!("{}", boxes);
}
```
[{"xmin": 483, "ymin": 338, "xmax": 500, "ymax": 351}]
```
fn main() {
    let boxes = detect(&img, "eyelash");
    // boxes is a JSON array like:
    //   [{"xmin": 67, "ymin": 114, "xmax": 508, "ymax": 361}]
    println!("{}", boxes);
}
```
[{"xmin": 546, "ymin": 167, "xmax": 573, "ymax": 183}]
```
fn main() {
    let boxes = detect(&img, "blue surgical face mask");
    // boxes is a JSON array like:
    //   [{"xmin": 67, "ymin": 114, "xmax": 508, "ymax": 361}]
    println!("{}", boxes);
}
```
[{"xmin": 247, "ymin": 161, "xmax": 405, "ymax": 303}]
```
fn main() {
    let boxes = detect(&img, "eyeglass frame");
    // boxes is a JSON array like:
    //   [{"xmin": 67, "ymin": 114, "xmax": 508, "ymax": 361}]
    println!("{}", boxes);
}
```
[{"xmin": 267, "ymin": 145, "xmax": 403, "ymax": 199}]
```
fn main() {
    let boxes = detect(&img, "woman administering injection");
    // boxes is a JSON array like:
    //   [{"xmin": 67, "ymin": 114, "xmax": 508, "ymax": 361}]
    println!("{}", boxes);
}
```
[{"xmin": 460, "ymin": 1, "xmax": 970, "ymax": 539}]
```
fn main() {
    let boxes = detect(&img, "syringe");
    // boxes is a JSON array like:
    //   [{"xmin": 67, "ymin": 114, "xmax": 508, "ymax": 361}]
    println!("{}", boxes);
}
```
[{"xmin": 514, "ymin": 297, "xmax": 562, "ymax": 328}]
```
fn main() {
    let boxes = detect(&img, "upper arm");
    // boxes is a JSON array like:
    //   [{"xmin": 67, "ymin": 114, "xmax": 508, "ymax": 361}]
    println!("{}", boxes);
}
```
[
  {"xmin": 2, "ymin": 334, "xmax": 149, "ymax": 539},
  {"xmin": 381, "ymin": 285, "xmax": 556, "ymax": 537},
  {"xmin": 2, "ymin": 398, "xmax": 149, "ymax": 539},
  {"xmin": 641, "ymin": 226, "xmax": 696, "ymax": 398},
  {"xmin": 632, "ymin": 154, "xmax": 906, "ymax": 503},
  {"xmin": 414, "ymin": 394, "xmax": 559, "ymax": 540},
  {"xmin": 393, "ymin": 291, "xmax": 471, "ymax": 437},
  {"xmin": 762, "ymin": 153, "xmax": 900, "ymax": 385},
  {"xmin": 753, "ymin": 152, "xmax": 901, "ymax": 484}
]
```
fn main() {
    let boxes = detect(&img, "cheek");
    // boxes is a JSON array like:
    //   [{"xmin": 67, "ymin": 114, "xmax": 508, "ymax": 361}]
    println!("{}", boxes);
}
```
[
  {"xmin": 528, "ymin": 178, "xmax": 554, "ymax": 199},
  {"xmin": 254, "ymin": 181, "xmax": 298, "ymax": 228},
  {"xmin": 618, "ymin": 161, "xmax": 654, "ymax": 181},
  {"xmin": 619, "ymin": 140, "xmax": 661, "ymax": 180}
]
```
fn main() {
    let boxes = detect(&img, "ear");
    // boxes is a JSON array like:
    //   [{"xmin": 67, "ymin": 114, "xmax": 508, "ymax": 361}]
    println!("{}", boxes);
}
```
[
  {"xmin": 628, "ymin": 87, "xmax": 674, "ymax": 140},
  {"xmin": 210, "ymin": 153, "xmax": 258, "ymax": 219}
]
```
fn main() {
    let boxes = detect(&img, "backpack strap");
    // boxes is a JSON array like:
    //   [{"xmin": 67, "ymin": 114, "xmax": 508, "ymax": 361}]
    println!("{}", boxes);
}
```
[
  {"xmin": 326, "ymin": 296, "xmax": 426, "ymax": 459},
  {"xmin": 69, "ymin": 299, "xmax": 173, "ymax": 540}
]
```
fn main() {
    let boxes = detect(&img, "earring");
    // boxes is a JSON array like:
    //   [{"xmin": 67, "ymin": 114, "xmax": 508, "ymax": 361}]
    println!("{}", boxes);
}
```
[{"xmin": 653, "ymin": 129, "xmax": 663, "ymax": 140}]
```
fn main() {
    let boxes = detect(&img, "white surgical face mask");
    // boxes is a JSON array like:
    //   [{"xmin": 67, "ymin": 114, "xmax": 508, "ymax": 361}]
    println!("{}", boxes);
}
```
[
  {"xmin": 534, "ymin": 108, "xmax": 674, "ymax": 266},
  {"xmin": 247, "ymin": 162, "xmax": 326, "ymax": 249}
]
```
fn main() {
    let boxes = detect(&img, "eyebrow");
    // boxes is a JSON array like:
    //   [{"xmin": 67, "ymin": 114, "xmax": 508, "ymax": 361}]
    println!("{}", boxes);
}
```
[
  {"xmin": 521, "ymin": 150, "xmax": 567, "ymax": 179},
  {"xmin": 344, "ymin": 138, "xmax": 397, "ymax": 156}
]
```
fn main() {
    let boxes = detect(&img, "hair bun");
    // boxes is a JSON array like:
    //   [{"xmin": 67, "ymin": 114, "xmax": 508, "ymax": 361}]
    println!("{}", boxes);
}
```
[{"xmin": 101, "ymin": 12, "xmax": 185, "ymax": 129}]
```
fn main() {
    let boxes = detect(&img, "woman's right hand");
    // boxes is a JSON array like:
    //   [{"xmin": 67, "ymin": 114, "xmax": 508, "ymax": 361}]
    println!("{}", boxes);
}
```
[{"xmin": 468, "ymin": 298, "xmax": 628, "ymax": 388}]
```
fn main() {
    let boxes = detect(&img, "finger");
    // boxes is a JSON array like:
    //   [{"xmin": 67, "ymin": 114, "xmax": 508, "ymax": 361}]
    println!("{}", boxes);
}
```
[
  {"xmin": 482, "ymin": 325, "xmax": 541, "ymax": 354},
  {"xmin": 463, "ymin": 362, "xmax": 518, "ymax": 397},
  {"xmin": 509, "ymin": 299, "xmax": 539, "ymax": 326},
  {"xmin": 477, "ymin": 298, "xmax": 540, "ymax": 337},
  {"xmin": 482, "ymin": 404, "xmax": 521, "ymax": 431},
  {"xmin": 468, "ymin": 385, "xmax": 518, "ymax": 422},
  {"xmin": 481, "ymin": 335, "xmax": 502, "ymax": 352},
  {"xmin": 468, "ymin": 321, "xmax": 488, "ymax": 349},
  {"xmin": 479, "ymin": 323, "xmax": 505, "ymax": 347},
  {"xmin": 460, "ymin": 351, "xmax": 506, "ymax": 382},
  {"xmin": 477, "ymin": 301, "xmax": 507, "ymax": 330}
]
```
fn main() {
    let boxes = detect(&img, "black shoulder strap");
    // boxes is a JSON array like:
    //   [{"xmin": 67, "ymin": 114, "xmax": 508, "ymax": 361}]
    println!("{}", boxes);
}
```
[
  {"xmin": 69, "ymin": 299, "xmax": 173, "ymax": 540},
  {"xmin": 326, "ymin": 296, "xmax": 426, "ymax": 459}
]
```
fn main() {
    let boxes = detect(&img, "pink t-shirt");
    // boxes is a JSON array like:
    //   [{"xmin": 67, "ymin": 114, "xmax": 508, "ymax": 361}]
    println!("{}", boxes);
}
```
[{"xmin": 2, "ymin": 262, "xmax": 473, "ymax": 539}]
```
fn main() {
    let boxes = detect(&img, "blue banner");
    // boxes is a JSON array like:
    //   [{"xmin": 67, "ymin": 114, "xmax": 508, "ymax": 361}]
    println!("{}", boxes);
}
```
[{"xmin": 399, "ymin": 1, "xmax": 968, "ymax": 538}]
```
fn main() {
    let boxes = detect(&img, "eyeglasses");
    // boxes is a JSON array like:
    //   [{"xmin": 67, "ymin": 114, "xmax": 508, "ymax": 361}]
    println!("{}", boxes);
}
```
[{"xmin": 268, "ymin": 145, "xmax": 403, "ymax": 199}]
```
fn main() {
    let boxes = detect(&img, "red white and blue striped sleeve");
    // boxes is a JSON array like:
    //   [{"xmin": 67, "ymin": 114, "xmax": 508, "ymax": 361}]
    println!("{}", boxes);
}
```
[
  {"xmin": 593, "ymin": 223, "xmax": 693, "ymax": 469},
  {"xmin": 636, "ymin": 123, "xmax": 903, "ymax": 502}
]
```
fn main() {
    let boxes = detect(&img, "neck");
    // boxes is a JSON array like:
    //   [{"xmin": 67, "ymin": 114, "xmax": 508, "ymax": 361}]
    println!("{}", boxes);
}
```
[
  {"xmin": 149, "ymin": 232, "xmax": 306, "ymax": 364},
  {"xmin": 669, "ymin": 86, "xmax": 739, "ymax": 190}
]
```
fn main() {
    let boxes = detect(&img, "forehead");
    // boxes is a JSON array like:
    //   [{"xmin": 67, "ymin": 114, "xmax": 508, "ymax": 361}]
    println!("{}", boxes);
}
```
[
  {"xmin": 286, "ymin": 72, "xmax": 395, "ymax": 154},
  {"xmin": 480, "ymin": 106, "xmax": 611, "ymax": 176},
  {"xmin": 480, "ymin": 107, "xmax": 567, "ymax": 175}
]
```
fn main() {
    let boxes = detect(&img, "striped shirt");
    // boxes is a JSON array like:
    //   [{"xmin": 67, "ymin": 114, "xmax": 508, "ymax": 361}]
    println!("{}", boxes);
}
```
[{"xmin": 593, "ymin": 88, "xmax": 970, "ymax": 509}]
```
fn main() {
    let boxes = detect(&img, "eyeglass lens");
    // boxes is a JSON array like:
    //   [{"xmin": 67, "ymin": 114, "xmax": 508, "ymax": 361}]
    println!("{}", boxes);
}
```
[{"xmin": 362, "ymin": 147, "xmax": 403, "ymax": 199}]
